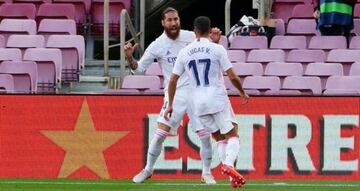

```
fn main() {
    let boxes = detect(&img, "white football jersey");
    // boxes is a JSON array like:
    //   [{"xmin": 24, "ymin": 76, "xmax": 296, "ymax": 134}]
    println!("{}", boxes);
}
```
[
  {"xmin": 173, "ymin": 38, "xmax": 232, "ymax": 116},
  {"xmin": 135, "ymin": 30, "xmax": 195, "ymax": 90}
]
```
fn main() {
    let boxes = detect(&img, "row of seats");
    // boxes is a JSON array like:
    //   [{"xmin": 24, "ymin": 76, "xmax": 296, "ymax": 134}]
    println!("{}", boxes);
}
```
[{"xmin": 0, "ymin": 0, "xmax": 131, "ymax": 35}]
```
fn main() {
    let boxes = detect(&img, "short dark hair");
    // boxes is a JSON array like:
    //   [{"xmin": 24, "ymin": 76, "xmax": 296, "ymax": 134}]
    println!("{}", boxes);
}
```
[
  {"xmin": 193, "ymin": 16, "xmax": 211, "ymax": 35},
  {"xmin": 161, "ymin": 7, "xmax": 178, "ymax": 20}
]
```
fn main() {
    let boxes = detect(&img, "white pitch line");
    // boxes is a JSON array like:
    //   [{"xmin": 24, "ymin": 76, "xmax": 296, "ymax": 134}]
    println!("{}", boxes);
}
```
[{"xmin": 0, "ymin": 180, "xmax": 359, "ymax": 188}]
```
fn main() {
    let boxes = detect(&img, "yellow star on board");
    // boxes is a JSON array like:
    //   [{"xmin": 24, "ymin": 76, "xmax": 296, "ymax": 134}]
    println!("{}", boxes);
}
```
[{"xmin": 41, "ymin": 99, "xmax": 128, "ymax": 179}]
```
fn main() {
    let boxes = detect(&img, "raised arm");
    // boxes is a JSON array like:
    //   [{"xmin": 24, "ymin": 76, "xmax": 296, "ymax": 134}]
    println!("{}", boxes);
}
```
[{"xmin": 124, "ymin": 42, "xmax": 139, "ymax": 70}]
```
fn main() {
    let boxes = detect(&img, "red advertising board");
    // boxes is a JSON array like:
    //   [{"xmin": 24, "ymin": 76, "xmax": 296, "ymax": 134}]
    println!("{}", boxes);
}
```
[{"xmin": 0, "ymin": 95, "xmax": 359, "ymax": 180}]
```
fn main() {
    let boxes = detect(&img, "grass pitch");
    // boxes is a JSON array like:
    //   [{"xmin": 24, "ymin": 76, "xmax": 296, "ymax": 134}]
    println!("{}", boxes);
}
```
[{"xmin": 0, "ymin": 178, "xmax": 359, "ymax": 191}]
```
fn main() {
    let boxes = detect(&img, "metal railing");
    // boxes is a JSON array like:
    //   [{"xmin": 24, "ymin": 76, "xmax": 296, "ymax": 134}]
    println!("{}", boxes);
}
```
[{"xmin": 103, "ymin": 0, "xmax": 145, "ymax": 79}]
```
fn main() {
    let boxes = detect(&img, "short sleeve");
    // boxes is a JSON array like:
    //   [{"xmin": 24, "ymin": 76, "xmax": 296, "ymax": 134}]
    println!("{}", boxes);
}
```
[
  {"xmin": 219, "ymin": 46, "xmax": 232, "ymax": 71},
  {"xmin": 172, "ymin": 50, "xmax": 185, "ymax": 76}
]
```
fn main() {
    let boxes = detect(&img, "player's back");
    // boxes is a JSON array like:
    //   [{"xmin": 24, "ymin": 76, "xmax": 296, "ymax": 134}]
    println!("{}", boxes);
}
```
[{"xmin": 177, "ymin": 37, "xmax": 232, "ymax": 116}]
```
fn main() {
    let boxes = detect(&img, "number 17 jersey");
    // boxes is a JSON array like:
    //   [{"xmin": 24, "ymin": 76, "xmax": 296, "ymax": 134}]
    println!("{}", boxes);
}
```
[{"xmin": 173, "ymin": 38, "xmax": 233, "ymax": 116}]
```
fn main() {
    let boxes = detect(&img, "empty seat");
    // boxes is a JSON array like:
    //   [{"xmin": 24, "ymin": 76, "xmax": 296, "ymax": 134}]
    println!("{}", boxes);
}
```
[
  {"xmin": 354, "ymin": 3, "xmax": 360, "ymax": 18},
  {"xmin": 243, "ymin": 76, "xmax": 281, "ymax": 95},
  {"xmin": 219, "ymin": 35, "xmax": 228, "ymax": 49},
  {"xmin": 113, "ymin": 75, "xmax": 161, "ymax": 94},
  {"xmin": 264, "ymin": 62, "xmax": 303, "ymax": 77},
  {"xmin": 0, "ymin": 60, "xmax": 38, "ymax": 92},
  {"xmin": 270, "ymin": 35, "xmax": 307, "ymax": 50},
  {"xmin": 273, "ymin": 0, "xmax": 305, "ymax": 24},
  {"xmin": 6, "ymin": 35, "xmax": 45, "ymax": 52},
  {"xmin": 0, "ymin": 73, "xmax": 14, "ymax": 92},
  {"xmin": 0, "ymin": 48, "xmax": 22, "ymax": 61},
  {"xmin": 36, "ymin": 3, "xmax": 76, "ymax": 24},
  {"xmin": 232, "ymin": 62, "xmax": 263, "ymax": 76},
  {"xmin": 349, "ymin": 62, "xmax": 360, "ymax": 76},
  {"xmin": 308, "ymin": 36, "xmax": 347, "ymax": 50},
  {"xmin": 352, "ymin": 18, "xmax": 360, "ymax": 36},
  {"xmin": 247, "ymin": 49, "xmax": 286, "ymax": 63},
  {"xmin": 286, "ymin": 19, "xmax": 317, "ymax": 35},
  {"xmin": 13, "ymin": 0, "xmax": 51, "ymax": 7},
  {"xmin": 38, "ymin": 19, "xmax": 77, "ymax": 40},
  {"xmin": 0, "ymin": 34, "xmax": 5, "ymax": 47},
  {"xmin": 304, "ymin": 62, "xmax": 343, "ymax": 89},
  {"xmin": 324, "ymin": 76, "xmax": 360, "ymax": 95},
  {"xmin": 229, "ymin": 36, "xmax": 268, "ymax": 50},
  {"xmin": 275, "ymin": 19, "xmax": 285, "ymax": 35},
  {"xmin": 23, "ymin": 48, "xmax": 62, "ymax": 92},
  {"xmin": 327, "ymin": 49, "xmax": 360, "ymax": 74},
  {"xmin": 290, "ymin": 4, "xmax": 314, "ymax": 20},
  {"xmin": 287, "ymin": 49, "xmax": 326, "ymax": 64},
  {"xmin": 144, "ymin": 62, "xmax": 162, "ymax": 76},
  {"xmin": 0, "ymin": 19, "xmax": 37, "ymax": 38},
  {"xmin": 282, "ymin": 76, "xmax": 322, "ymax": 95},
  {"xmin": 349, "ymin": 36, "xmax": 360, "ymax": 49},
  {"xmin": 46, "ymin": 35, "xmax": 85, "ymax": 82},
  {"xmin": 0, "ymin": 3, "xmax": 36, "ymax": 20},
  {"xmin": 227, "ymin": 50, "xmax": 246, "ymax": 63},
  {"xmin": 91, "ymin": 0, "xmax": 131, "ymax": 35}
]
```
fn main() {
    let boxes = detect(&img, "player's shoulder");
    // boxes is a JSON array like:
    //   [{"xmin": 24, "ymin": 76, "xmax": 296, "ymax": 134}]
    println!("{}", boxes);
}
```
[{"xmin": 179, "ymin": 30, "xmax": 195, "ymax": 42}]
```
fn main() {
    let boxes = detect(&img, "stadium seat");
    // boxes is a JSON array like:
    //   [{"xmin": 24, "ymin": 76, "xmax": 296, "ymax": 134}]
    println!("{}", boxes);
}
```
[
  {"xmin": 287, "ymin": 50, "xmax": 326, "ymax": 65},
  {"xmin": 114, "ymin": 75, "xmax": 162, "ymax": 95},
  {"xmin": 36, "ymin": 4, "xmax": 76, "ymax": 26},
  {"xmin": 229, "ymin": 36, "xmax": 268, "ymax": 50},
  {"xmin": 0, "ymin": 3, "xmax": 36, "ymax": 20},
  {"xmin": 144, "ymin": 62, "xmax": 163, "ymax": 88},
  {"xmin": 247, "ymin": 49, "xmax": 286, "ymax": 64},
  {"xmin": 289, "ymin": 4, "xmax": 314, "ymax": 21},
  {"xmin": 231, "ymin": 62, "xmax": 263, "ymax": 77},
  {"xmin": 270, "ymin": 35, "xmax": 307, "ymax": 51},
  {"xmin": 304, "ymin": 62, "xmax": 343, "ymax": 89},
  {"xmin": 327, "ymin": 49, "xmax": 360, "ymax": 74},
  {"xmin": 349, "ymin": 36, "xmax": 360, "ymax": 49},
  {"xmin": 227, "ymin": 50, "xmax": 246, "ymax": 63},
  {"xmin": 12, "ymin": 0, "xmax": 51, "ymax": 8},
  {"xmin": 0, "ymin": 48, "xmax": 22, "ymax": 61},
  {"xmin": 273, "ymin": 0, "xmax": 305, "ymax": 24},
  {"xmin": 308, "ymin": 36, "xmax": 347, "ymax": 51},
  {"xmin": 352, "ymin": 18, "xmax": 360, "ymax": 36},
  {"xmin": 354, "ymin": 3, "xmax": 360, "ymax": 18},
  {"xmin": 38, "ymin": 19, "xmax": 77, "ymax": 40},
  {"xmin": 6, "ymin": 35, "xmax": 45, "ymax": 55},
  {"xmin": 0, "ymin": 60, "xmax": 38, "ymax": 92},
  {"xmin": 323, "ymin": 76, "xmax": 360, "ymax": 95},
  {"xmin": 264, "ymin": 62, "xmax": 303, "ymax": 77},
  {"xmin": 275, "ymin": 19, "xmax": 285, "ymax": 35},
  {"xmin": 0, "ymin": 73, "xmax": 14, "ymax": 92},
  {"xmin": 243, "ymin": 76, "xmax": 281, "ymax": 95},
  {"xmin": 349, "ymin": 62, "xmax": 360, "ymax": 76},
  {"xmin": 46, "ymin": 35, "xmax": 85, "ymax": 82},
  {"xmin": 23, "ymin": 48, "xmax": 62, "ymax": 92},
  {"xmin": 281, "ymin": 76, "xmax": 322, "ymax": 95},
  {"xmin": 286, "ymin": 19, "xmax": 318, "ymax": 43},
  {"xmin": 90, "ymin": 0, "xmax": 131, "ymax": 35},
  {"xmin": 0, "ymin": 34, "xmax": 5, "ymax": 47},
  {"xmin": 0, "ymin": 19, "xmax": 37, "ymax": 39},
  {"xmin": 219, "ymin": 35, "xmax": 228, "ymax": 49}
]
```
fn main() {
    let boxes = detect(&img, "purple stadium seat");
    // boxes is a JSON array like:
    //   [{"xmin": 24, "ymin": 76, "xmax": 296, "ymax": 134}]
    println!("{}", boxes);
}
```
[
  {"xmin": 91, "ymin": 0, "xmax": 131, "ymax": 35},
  {"xmin": 327, "ymin": 49, "xmax": 360, "ymax": 74},
  {"xmin": 0, "ymin": 60, "xmax": 38, "ymax": 92},
  {"xmin": 270, "ymin": 35, "xmax": 307, "ymax": 51},
  {"xmin": 0, "ymin": 19, "xmax": 37, "ymax": 39},
  {"xmin": 0, "ymin": 73, "xmax": 14, "ymax": 92},
  {"xmin": 52, "ymin": 0, "xmax": 87, "ymax": 34},
  {"xmin": 349, "ymin": 62, "xmax": 360, "ymax": 76},
  {"xmin": 12, "ymin": 0, "xmax": 51, "ymax": 8},
  {"xmin": 323, "ymin": 76, "xmax": 360, "ymax": 95},
  {"xmin": 304, "ymin": 62, "xmax": 343, "ymax": 89},
  {"xmin": 287, "ymin": 50, "xmax": 326, "ymax": 65},
  {"xmin": 289, "ymin": 4, "xmax": 314, "ymax": 21},
  {"xmin": 264, "ymin": 62, "xmax": 303, "ymax": 77},
  {"xmin": 0, "ymin": 3, "xmax": 36, "ymax": 20},
  {"xmin": 229, "ymin": 36, "xmax": 268, "ymax": 50},
  {"xmin": 46, "ymin": 35, "xmax": 85, "ymax": 82},
  {"xmin": 247, "ymin": 49, "xmax": 286, "ymax": 64},
  {"xmin": 281, "ymin": 76, "xmax": 322, "ymax": 95},
  {"xmin": 219, "ymin": 35, "xmax": 228, "ymax": 49},
  {"xmin": 243, "ymin": 76, "xmax": 281, "ymax": 95},
  {"xmin": 227, "ymin": 50, "xmax": 246, "ymax": 63},
  {"xmin": 38, "ymin": 19, "xmax": 77, "ymax": 40},
  {"xmin": 286, "ymin": 19, "xmax": 318, "ymax": 43},
  {"xmin": 273, "ymin": 0, "xmax": 305, "ymax": 24},
  {"xmin": 349, "ymin": 36, "xmax": 360, "ymax": 49},
  {"xmin": 275, "ymin": 19, "xmax": 285, "ymax": 35},
  {"xmin": 36, "ymin": 4, "xmax": 76, "ymax": 25},
  {"xmin": 6, "ymin": 35, "xmax": 45, "ymax": 54},
  {"xmin": 0, "ymin": 48, "xmax": 22, "ymax": 61},
  {"xmin": 144, "ymin": 62, "xmax": 162, "ymax": 76},
  {"xmin": 308, "ymin": 36, "xmax": 347, "ymax": 51},
  {"xmin": 354, "ymin": 3, "xmax": 360, "ymax": 18},
  {"xmin": 232, "ymin": 62, "xmax": 263, "ymax": 77},
  {"xmin": 115, "ymin": 75, "xmax": 162, "ymax": 94},
  {"xmin": 352, "ymin": 18, "xmax": 360, "ymax": 36},
  {"xmin": 0, "ymin": 34, "xmax": 5, "ymax": 47},
  {"xmin": 24, "ymin": 48, "xmax": 62, "ymax": 92}
]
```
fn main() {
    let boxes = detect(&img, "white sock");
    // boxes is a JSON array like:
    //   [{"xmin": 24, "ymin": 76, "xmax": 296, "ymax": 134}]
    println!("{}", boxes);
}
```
[
  {"xmin": 197, "ymin": 129, "xmax": 212, "ymax": 175},
  {"xmin": 217, "ymin": 139, "xmax": 227, "ymax": 163},
  {"xmin": 224, "ymin": 137, "xmax": 240, "ymax": 167},
  {"xmin": 144, "ymin": 128, "xmax": 168, "ymax": 172}
]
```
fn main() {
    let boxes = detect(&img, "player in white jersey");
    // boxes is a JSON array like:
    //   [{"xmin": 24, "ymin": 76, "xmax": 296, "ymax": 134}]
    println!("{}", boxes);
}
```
[
  {"xmin": 124, "ymin": 7, "xmax": 220, "ymax": 184},
  {"xmin": 164, "ymin": 16, "xmax": 249, "ymax": 188}
]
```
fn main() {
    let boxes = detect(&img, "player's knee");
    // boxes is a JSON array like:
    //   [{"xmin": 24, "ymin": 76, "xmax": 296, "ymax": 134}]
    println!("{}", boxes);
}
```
[{"xmin": 157, "ymin": 122, "xmax": 171, "ymax": 132}]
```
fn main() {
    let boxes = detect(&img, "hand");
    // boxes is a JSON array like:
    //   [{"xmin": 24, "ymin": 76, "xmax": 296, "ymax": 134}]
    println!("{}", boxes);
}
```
[
  {"xmin": 313, "ymin": 10, "xmax": 320, "ymax": 19},
  {"xmin": 240, "ymin": 93, "xmax": 249, "ymax": 104},
  {"xmin": 164, "ymin": 106, "xmax": 173, "ymax": 121},
  {"xmin": 124, "ymin": 42, "xmax": 139, "ymax": 60},
  {"xmin": 209, "ymin": 27, "xmax": 222, "ymax": 44}
]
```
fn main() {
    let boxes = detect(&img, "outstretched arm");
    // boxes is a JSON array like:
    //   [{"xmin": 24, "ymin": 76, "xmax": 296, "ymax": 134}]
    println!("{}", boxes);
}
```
[
  {"xmin": 164, "ymin": 74, "xmax": 180, "ymax": 120},
  {"xmin": 226, "ymin": 68, "xmax": 249, "ymax": 104}
]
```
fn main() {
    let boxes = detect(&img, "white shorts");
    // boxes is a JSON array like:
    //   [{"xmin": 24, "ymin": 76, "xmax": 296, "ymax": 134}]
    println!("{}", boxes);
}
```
[
  {"xmin": 157, "ymin": 87, "xmax": 204, "ymax": 135},
  {"xmin": 198, "ymin": 101, "xmax": 235, "ymax": 134}
]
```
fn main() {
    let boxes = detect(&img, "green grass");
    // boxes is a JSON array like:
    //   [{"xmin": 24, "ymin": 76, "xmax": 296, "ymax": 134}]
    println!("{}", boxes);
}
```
[{"xmin": 0, "ymin": 178, "xmax": 359, "ymax": 191}]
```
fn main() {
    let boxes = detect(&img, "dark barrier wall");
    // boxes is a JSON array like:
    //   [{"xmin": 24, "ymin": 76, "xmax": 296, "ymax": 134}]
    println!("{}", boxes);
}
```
[{"xmin": 0, "ymin": 95, "xmax": 359, "ymax": 180}]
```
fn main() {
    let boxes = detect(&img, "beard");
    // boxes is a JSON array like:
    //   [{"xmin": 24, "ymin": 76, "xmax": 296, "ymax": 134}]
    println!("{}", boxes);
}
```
[{"xmin": 164, "ymin": 26, "xmax": 180, "ymax": 40}]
